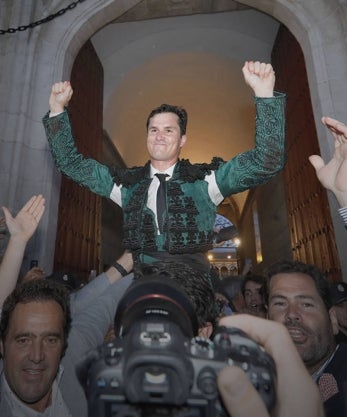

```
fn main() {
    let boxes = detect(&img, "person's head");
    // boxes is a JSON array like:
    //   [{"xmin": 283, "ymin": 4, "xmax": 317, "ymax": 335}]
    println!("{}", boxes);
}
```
[
  {"xmin": 146, "ymin": 104, "xmax": 187, "ymax": 168},
  {"xmin": 214, "ymin": 291, "xmax": 233, "ymax": 319},
  {"xmin": 220, "ymin": 275, "xmax": 245, "ymax": 311},
  {"xmin": 0, "ymin": 279, "xmax": 71, "ymax": 412},
  {"xmin": 265, "ymin": 260, "xmax": 338, "ymax": 374},
  {"xmin": 330, "ymin": 281, "xmax": 347, "ymax": 336},
  {"xmin": 216, "ymin": 276, "xmax": 245, "ymax": 314},
  {"xmin": 241, "ymin": 274, "xmax": 266, "ymax": 317},
  {"xmin": 134, "ymin": 261, "xmax": 217, "ymax": 338}
]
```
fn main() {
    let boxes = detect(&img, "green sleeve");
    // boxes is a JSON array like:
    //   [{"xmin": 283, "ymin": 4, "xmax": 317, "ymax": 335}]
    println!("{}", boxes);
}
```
[
  {"xmin": 215, "ymin": 92, "xmax": 286, "ymax": 197},
  {"xmin": 42, "ymin": 110, "xmax": 114, "ymax": 198}
]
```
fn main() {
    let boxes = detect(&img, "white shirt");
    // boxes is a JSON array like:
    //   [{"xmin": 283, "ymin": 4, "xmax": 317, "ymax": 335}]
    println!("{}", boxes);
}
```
[
  {"xmin": 109, "ymin": 162, "xmax": 224, "ymax": 230},
  {"xmin": 0, "ymin": 365, "xmax": 72, "ymax": 417}
]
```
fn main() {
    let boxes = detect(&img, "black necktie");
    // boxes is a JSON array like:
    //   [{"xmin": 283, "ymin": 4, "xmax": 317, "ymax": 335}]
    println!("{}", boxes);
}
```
[{"xmin": 155, "ymin": 173, "xmax": 168, "ymax": 233}]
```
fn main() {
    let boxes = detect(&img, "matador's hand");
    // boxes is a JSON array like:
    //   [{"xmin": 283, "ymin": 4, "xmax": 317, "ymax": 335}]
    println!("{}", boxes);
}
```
[
  {"xmin": 49, "ymin": 81, "xmax": 73, "ymax": 114},
  {"xmin": 242, "ymin": 61, "xmax": 275, "ymax": 98}
]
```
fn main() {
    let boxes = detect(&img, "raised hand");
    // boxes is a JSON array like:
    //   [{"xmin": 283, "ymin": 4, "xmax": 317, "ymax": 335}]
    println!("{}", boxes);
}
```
[
  {"xmin": 2, "ymin": 194, "xmax": 46, "ymax": 243},
  {"xmin": 309, "ymin": 117, "xmax": 347, "ymax": 207},
  {"xmin": 242, "ymin": 61, "xmax": 275, "ymax": 98},
  {"xmin": 49, "ymin": 81, "xmax": 73, "ymax": 114},
  {"xmin": 0, "ymin": 195, "xmax": 46, "ymax": 306}
]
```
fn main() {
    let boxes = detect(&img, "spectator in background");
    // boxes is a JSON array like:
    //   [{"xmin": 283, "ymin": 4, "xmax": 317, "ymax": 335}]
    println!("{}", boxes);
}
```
[
  {"xmin": 265, "ymin": 259, "xmax": 347, "ymax": 417},
  {"xmin": 215, "ymin": 275, "xmax": 245, "ymax": 317},
  {"xmin": 330, "ymin": 281, "xmax": 347, "ymax": 344},
  {"xmin": 242, "ymin": 274, "xmax": 267, "ymax": 318}
]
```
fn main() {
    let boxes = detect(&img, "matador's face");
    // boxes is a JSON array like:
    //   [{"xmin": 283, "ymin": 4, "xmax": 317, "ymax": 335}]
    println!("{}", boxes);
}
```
[{"xmin": 147, "ymin": 112, "xmax": 186, "ymax": 166}]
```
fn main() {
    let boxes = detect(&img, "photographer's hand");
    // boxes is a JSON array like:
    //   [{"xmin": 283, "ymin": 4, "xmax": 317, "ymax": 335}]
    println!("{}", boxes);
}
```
[{"xmin": 217, "ymin": 315, "xmax": 324, "ymax": 417}]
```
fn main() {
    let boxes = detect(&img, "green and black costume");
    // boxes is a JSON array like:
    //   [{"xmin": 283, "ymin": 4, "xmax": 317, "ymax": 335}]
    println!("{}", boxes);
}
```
[{"xmin": 43, "ymin": 93, "xmax": 286, "ymax": 273}]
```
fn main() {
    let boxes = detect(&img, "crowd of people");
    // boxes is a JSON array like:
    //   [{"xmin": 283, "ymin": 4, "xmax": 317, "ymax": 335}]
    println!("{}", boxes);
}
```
[
  {"xmin": 0, "ymin": 206, "xmax": 325, "ymax": 416},
  {"xmin": 0, "ymin": 59, "xmax": 347, "ymax": 416}
]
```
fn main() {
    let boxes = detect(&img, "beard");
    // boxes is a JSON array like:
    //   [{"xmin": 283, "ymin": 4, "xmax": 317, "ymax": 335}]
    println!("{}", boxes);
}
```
[{"xmin": 284, "ymin": 320, "xmax": 334, "ymax": 371}]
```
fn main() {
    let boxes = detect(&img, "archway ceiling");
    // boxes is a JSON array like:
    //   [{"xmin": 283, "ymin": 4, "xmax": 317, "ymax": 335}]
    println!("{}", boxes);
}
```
[
  {"xmin": 114, "ymin": 0, "xmax": 250, "ymax": 22},
  {"xmin": 91, "ymin": 1, "xmax": 280, "ymax": 225}
]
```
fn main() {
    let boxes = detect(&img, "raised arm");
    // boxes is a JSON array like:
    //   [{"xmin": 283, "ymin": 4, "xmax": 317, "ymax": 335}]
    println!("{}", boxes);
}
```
[
  {"xmin": 0, "ymin": 195, "xmax": 45, "ymax": 306},
  {"xmin": 42, "ymin": 82, "xmax": 116, "ymax": 199},
  {"xmin": 214, "ymin": 61, "xmax": 286, "ymax": 198},
  {"xmin": 69, "ymin": 251, "xmax": 133, "ymax": 316},
  {"xmin": 309, "ymin": 117, "xmax": 347, "ymax": 208}
]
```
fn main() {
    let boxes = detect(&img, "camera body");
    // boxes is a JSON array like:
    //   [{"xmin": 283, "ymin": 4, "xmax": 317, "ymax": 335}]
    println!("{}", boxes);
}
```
[{"xmin": 86, "ymin": 319, "xmax": 276, "ymax": 417}]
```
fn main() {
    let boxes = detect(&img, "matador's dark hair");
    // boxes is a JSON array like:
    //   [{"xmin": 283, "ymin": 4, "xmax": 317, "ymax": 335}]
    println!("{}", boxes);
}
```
[{"xmin": 146, "ymin": 103, "xmax": 188, "ymax": 136}]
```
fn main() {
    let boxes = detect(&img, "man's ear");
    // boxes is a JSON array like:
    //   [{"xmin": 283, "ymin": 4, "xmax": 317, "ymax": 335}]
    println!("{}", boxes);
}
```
[
  {"xmin": 329, "ymin": 307, "xmax": 339, "ymax": 335},
  {"xmin": 198, "ymin": 322, "xmax": 213, "ymax": 339},
  {"xmin": 180, "ymin": 134, "xmax": 187, "ymax": 148}
]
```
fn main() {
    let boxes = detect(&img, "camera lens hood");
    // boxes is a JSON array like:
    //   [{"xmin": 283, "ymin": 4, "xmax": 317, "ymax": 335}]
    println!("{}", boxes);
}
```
[{"xmin": 114, "ymin": 274, "xmax": 199, "ymax": 338}]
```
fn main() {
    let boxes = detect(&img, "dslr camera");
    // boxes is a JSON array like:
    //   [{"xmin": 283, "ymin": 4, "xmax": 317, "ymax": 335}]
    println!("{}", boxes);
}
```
[{"xmin": 85, "ymin": 274, "xmax": 276, "ymax": 417}]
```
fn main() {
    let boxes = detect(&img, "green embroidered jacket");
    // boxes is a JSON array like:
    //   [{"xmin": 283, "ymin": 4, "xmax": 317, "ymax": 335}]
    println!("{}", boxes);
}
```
[{"xmin": 43, "ymin": 93, "xmax": 286, "ymax": 262}]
